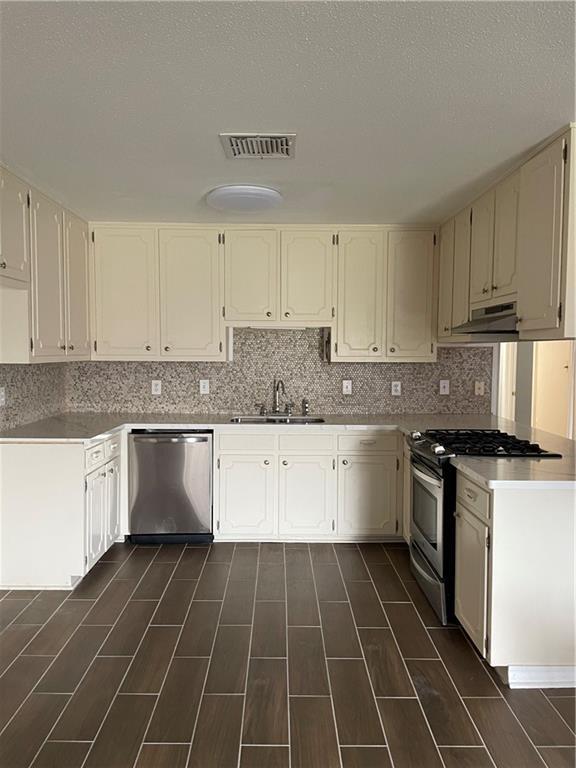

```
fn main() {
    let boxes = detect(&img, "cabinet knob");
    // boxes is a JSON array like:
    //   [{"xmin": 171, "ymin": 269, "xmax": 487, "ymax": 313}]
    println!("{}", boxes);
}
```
[
  {"xmin": 284, "ymin": 312, "xmax": 290, "ymax": 318},
  {"xmin": 492, "ymin": 285, "xmax": 498, "ymax": 291},
  {"xmin": 164, "ymin": 346, "xmax": 171, "ymax": 352},
  {"xmin": 68, "ymin": 344, "xmax": 74, "ymax": 351},
  {"xmin": 443, "ymin": 326, "xmax": 450, "ymax": 332},
  {"xmin": 266, "ymin": 311, "xmax": 272, "ymax": 318},
  {"xmin": 282, "ymin": 460, "xmax": 288, "ymax": 466},
  {"xmin": 372, "ymin": 346, "xmax": 379, "ymax": 352},
  {"xmin": 517, "ymin": 317, "xmax": 523, "ymax": 324},
  {"xmin": 60, "ymin": 344, "xmax": 66, "ymax": 351},
  {"xmin": 390, "ymin": 347, "xmax": 396, "ymax": 353},
  {"xmin": 482, "ymin": 287, "xmax": 489, "ymax": 294},
  {"xmin": 109, "ymin": 467, "xmax": 114, "ymax": 474},
  {"xmin": 0, "ymin": 261, "xmax": 6, "ymax": 269},
  {"xmin": 145, "ymin": 345, "xmax": 152, "ymax": 351},
  {"xmin": 264, "ymin": 460, "xmax": 270, "ymax": 466},
  {"xmin": 342, "ymin": 459, "xmax": 349, "ymax": 466}
]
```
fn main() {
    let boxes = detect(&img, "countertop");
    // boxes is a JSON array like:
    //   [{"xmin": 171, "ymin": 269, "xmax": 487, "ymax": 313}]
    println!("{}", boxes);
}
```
[{"xmin": 0, "ymin": 411, "xmax": 574, "ymax": 488}]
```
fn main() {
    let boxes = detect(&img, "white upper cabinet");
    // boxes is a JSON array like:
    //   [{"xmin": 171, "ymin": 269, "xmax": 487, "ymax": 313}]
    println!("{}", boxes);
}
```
[
  {"xmin": 386, "ymin": 230, "xmax": 435, "ymax": 360},
  {"xmin": 469, "ymin": 190, "xmax": 495, "ymax": 306},
  {"xmin": 280, "ymin": 231, "xmax": 334, "ymax": 324},
  {"xmin": 452, "ymin": 207, "xmax": 471, "ymax": 329},
  {"xmin": 159, "ymin": 229, "xmax": 224, "ymax": 360},
  {"xmin": 492, "ymin": 171, "xmax": 519, "ymax": 301},
  {"xmin": 517, "ymin": 136, "xmax": 566, "ymax": 333},
  {"xmin": 0, "ymin": 167, "xmax": 30, "ymax": 283},
  {"xmin": 30, "ymin": 191, "xmax": 66, "ymax": 358},
  {"xmin": 93, "ymin": 227, "xmax": 159, "ymax": 358},
  {"xmin": 438, "ymin": 219, "xmax": 455, "ymax": 340},
  {"xmin": 224, "ymin": 230, "xmax": 278, "ymax": 322},
  {"xmin": 64, "ymin": 210, "xmax": 90, "ymax": 359},
  {"xmin": 335, "ymin": 230, "xmax": 385, "ymax": 359}
]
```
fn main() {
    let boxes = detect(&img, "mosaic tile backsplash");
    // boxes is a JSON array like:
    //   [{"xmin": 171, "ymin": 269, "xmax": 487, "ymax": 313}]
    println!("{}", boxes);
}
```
[{"xmin": 1, "ymin": 329, "xmax": 493, "ymax": 429}]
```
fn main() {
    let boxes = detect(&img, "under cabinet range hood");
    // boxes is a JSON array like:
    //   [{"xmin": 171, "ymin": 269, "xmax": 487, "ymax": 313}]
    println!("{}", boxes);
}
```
[{"xmin": 452, "ymin": 302, "xmax": 519, "ymax": 334}]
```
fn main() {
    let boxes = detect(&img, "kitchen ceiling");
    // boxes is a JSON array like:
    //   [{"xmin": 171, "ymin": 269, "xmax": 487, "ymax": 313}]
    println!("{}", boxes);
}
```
[{"xmin": 0, "ymin": 1, "xmax": 573, "ymax": 224}]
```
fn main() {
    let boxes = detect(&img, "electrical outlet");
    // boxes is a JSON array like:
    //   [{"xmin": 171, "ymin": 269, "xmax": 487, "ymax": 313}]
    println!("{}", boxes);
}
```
[
  {"xmin": 391, "ymin": 381, "xmax": 402, "ymax": 396},
  {"xmin": 342, "ymin": 379, "xmax": 352, "ymax": 396},
  {"xmin": 439, "ymin": 379, "xmax": 450, "ymax": 395},
  {"xmin": 0, "ymin": 387, "xmax": 5, "ymax": 407},
  {"xmin": 475, "ymin": 380, "xmax": 485, "ymax": 396},
  {"xmin": 151, "ymin": 380, "xmax": 162, "ymax": 396},
  {"xmin": 199, "ymin": 379, "xmax": 210, "ymax": 395}
]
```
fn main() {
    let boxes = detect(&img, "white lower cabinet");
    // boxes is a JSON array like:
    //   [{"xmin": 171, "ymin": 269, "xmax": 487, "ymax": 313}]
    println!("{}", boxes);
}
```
[
  {"xmin": 278, "ymin": 455, "xmax": 336, "ymax": 537},
  {"xmin": 106, "ymin": 457, "xmax": 121, "ymax": 549},
  {"xmin": 338, "ymin": 454, "xmax": 398, "ymax": 536},
  {"xmin": 454, "ymin": 500, "xmax": 489, "ymax": 655},
  {"xmin": 218, "ymin": 454, "xmax": 276, "ymax": 537},
  {"xmin": 85, "ymin": 466, "xmax": 108, "ymax": 571}
]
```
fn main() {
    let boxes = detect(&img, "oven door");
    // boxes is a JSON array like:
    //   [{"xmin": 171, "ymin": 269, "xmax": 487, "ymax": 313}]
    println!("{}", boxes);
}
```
[{"xmin": 410, "ymin": 456, "xmax": 444, "ymax": 576}]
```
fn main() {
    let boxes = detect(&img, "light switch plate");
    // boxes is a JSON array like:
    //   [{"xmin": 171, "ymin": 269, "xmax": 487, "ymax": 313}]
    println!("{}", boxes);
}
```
[
  {"xmin": 200, "ymin": 379, "xmax": 210, "ymax": 395},
  {"xmin": 439, "ymin": 379, "xmax": 450, "ymax": 395},
  {"xmin": 475, "ymin": 381, "xmax": 485, "ymax": 396},
  {"xmin": 342, "ymin": 379, "xmax": 352, "ymax": 396},
  {"xmin": 151, "ymin": 380, "xmax": 162, "ymax": 396},
  {"xmin": 0, "ymin": 387, "xmax": 5, "ymax": 407},
  {"xmin": 391, "ymin": 381, "xmax": 402, "ymax": 396}
]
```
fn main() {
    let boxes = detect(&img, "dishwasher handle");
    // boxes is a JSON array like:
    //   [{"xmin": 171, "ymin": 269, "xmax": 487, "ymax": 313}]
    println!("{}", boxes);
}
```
[{"xmin": 132, "ymin": 435, "xmax": 211, "ymax": 444}]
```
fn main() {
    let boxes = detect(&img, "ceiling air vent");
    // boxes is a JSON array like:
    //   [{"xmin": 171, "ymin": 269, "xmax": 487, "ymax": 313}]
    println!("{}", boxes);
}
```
[{"xmin": 219, "ymin": 133, "xmax": 296, "ymax": 159}]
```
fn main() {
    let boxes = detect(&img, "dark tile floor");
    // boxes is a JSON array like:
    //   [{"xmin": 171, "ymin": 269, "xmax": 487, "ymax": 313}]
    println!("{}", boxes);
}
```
[{"xmin": 0, "ymin": 541, "xmax": 574, "ymax": 768}]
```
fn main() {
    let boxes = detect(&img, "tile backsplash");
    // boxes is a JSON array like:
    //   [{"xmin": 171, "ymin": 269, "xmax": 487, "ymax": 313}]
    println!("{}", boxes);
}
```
[{"xmin": 1, "ymin": 329, "xmax": 493, "ymax": 430}]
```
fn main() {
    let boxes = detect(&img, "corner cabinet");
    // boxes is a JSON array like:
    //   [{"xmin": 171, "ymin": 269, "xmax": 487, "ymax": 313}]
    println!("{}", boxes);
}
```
[
  {"xmin": 159, "ymin": 228, "xmax": 225, "ymax": 360},
  {"xmin": 386, "ymin": 230, "xmax": 436, "ymax": 360},
  {"xmin": 223, "ymin": 230, "xmax": 279, "ymax": 322}
]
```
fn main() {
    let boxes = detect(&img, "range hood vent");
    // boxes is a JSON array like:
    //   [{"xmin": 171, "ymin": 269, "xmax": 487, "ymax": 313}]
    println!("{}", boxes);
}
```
[
  {"xmin": 452, "ymin": 302, "xmax": 519, "ymax": 335},
  {"xmin": 220, "ymin": 133, "xmax": 296, "ymax": 159}
]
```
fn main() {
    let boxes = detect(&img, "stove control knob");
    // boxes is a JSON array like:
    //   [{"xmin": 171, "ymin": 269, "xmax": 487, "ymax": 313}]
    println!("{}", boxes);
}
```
[
  {"xmin": 432, "ymin": 443, "xmax": 446, "ymax": 455},
  {"xmin": 410, "ymin": 431, "xmax": 422, "ymax": 440}
]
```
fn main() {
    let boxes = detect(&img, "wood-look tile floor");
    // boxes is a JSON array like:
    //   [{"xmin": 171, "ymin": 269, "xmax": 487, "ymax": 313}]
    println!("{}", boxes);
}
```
[{"xmin": 0, "ymin": 541, "xmax": 574, "ymax": 768}]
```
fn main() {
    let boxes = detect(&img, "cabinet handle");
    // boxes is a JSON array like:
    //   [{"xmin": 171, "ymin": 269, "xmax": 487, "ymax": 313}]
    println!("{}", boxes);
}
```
[
  {"xmin": 145, "ymin": 345, "xmax": 152, "ymax": 351},
  {"xmin": 372, "ymin": 346, "xmax": 379, "ymax": 352},
  {"xmin": 0, "ymin": 261, "xmax": 6, "ymax": 269},
  {"xmin": 101, "ymin": 471, "xmax": 107, "ymax": 478},
  {"xmin": 390, "ymin": 347, "xmax": 396, "ymax": 353},
  {"xmin": 464, "ymin": 488, "xmax": 478, "ymax": 501},
  {"xmin": 266, "ymin": 311, "xmax": 272, "ymax": 318},
  {"xmin": 264, "ymin": 460, "xmax": 270, "ymax": 466},
  {"xmin": 360, "ymin": 439, "xmax": 376, "ymax": 445},
  {"xmin": 164, "ymin": 346, "xmax": 171, "ymax": 352},
  {"xmin": 454, "ymin": 511, "xmax": 461, "ymax": 518},
  {"xmin": 517, "ymin": 318, "xmax": 523, "ymax": 323},
  {"xmin": 282, "ymin": 460, "xmax": 288, "ymax": 466},
  {"xmin": 443, "ymin": 326, "xmax": 450, "ymax": 332},
  {"xmin": 284, "ymin": 312, "xmax": 290, "ymax": 318},
  {"xmin": 108, "ymin": 467, "xmax": 114, "ymax": 474},
  {"xmin": 60, "ymin": 344, "xmax": 66, "ymax": 351},
  {"xmin": 68, "ymin": 344, "xmax": 74, "ymax": 351},
  {"xmin": 342, "ymin": 459, "xmax": 349, "ymax": 466},
  {"xmin": 492, "ymin": 285, "xmax": 498, "ymax": 291}
]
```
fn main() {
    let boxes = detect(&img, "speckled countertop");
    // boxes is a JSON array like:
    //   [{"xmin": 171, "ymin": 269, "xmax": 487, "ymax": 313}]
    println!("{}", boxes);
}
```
[{"xmin": 0, "ymin": 411, "xmax": 574, "ymax": 488}]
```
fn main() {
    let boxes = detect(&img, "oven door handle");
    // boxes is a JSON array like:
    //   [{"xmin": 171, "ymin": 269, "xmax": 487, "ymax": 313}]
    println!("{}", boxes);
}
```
[
  {"xmin": 411, "ymin": 545, "xmax": 441, "ymax": 586},
  {"xmin": 411, "ymin": 465, "xmax": 442, "ymax": 489}
]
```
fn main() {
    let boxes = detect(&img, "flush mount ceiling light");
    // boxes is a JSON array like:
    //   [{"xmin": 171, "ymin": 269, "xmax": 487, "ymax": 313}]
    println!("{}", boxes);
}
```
[{"xmin": 206, "ymin": 184, "xmax": 283, "ymax": 212}]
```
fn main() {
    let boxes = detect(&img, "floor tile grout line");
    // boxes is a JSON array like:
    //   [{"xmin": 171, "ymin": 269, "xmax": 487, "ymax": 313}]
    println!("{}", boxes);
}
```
[
  {"xmin": 6, "ymin": 544, "xmax": 162, "ymax": 768},
  {"xmin": 236, "ymin": 543, "xmax": 261, "ymax": 768},
  {"xmin": 283, "ymin": 544, "xmax": 292, "ymax": 768},
  {"xmin": 183, "ymin": 543, "xmax": 240, "ymax": 768},
  {"xmin": 129, "ymin": 544, "xmax": 215, "ymax": 768},
  {"xmin": 333, "ymin": 544, "xmax": 392, "ymax": 764},
  {"xmin": 541, "ymin": 695, "xmax": 576, "ymax": 738},
  {"xmin": 308, "ymin": 543, "xmax": 344, "ymax": 768},
  {"xmin": 40, "ymin": 545, "xmax": 166, "ymax": 768},
  {"xmin": 0, "ymin": 590, "xmax": 45, "ymax": 635},
  {"xmin": 357, "ymin": 542, "xmax": 445, "ymax": 768}
]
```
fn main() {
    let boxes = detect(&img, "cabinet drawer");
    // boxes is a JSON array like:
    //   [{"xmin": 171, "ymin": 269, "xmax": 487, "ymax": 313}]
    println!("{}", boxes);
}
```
[
  {"xmin": 105, "ymin": 437, "xmax": 121, "ymax": 461},
  {"xmin": 85, "ymin": 442, "xmax": 106, "ymax": 471},
  {"xmin": 337, "ymin": 433, "xmax": 397, "ymax": 453},
  {"xmin": 278, "ymin": 434, "xmax": 334, "ymax": 452},
  {"xmin": 219, "ymin": 433, "xmax": 278, "ymax": 452},
  {"xmin": 457, "ymin": 474, "xmax": 490, "ymax": 522}
]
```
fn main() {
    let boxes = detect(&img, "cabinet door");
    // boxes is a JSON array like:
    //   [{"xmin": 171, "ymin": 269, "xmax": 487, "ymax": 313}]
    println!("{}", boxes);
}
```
[
  {"xmin": 437, "ymin": 219, "xmax": 455, "ymax": 339},
  {"xmin": 64, "ymin": 211, "xmax": 90, "ymax": 359},
  {"xmin": 30, "ymin": 191, "xmax": 66, "ymax": 358},
  {"xmin": 159, "ymin": 229, "xmax": 224, "ymax": 359},
  {"xmin": 338, "ymin": 454, "xmax": 397, "ymax": 535},
  {"xmin": 278, "ymin": 455, "xmax": 336, "ymax": 537},
  {"xmin": 335, "ymin": 231, "xmax": 385, "ymax": 359},
  {"xmin": 106, "ymin": 457, "xmax": 121, "ymax": 549},
  {"xmin": 93, "ymin": 227, "xmax": 159, "ymax": 357},
  {"xmin": 455, "ymin": 503, "xmax": 488, "ymax": 655},
  {"xmin": 280, "ymin": 231, "xmax": 334, "ymax": 324},
  {"xmin": 0, "ymin": 167, "xmax": 30, "ymax": 282},
  {"xmin": 218, "ymin": 455, "xmax": 276, "ymax": 537},
  {"xmin": 469, "ymin": 190, "xmax": 495, "ymax": 306},
  {"xmin": 85, "ymin": 468, "xmax": 107, "ymax": 571},
  {"xmin": 517, "ymin": 137, "xmax": 565, "ymax": 331},
  {"xmin": 493, "ymin": 172, "xmax": 519, "ymax": 301},
  {"xmin": 386, "ymin": 230, "xmax": 435, "ymax": 360},
  {"xmin": 452, "ymin": 208, "xmax": 472, "ymax": 328},
  {"xmin": 224, "ymin": 230, "xmax": 278, "ymax": 322}
]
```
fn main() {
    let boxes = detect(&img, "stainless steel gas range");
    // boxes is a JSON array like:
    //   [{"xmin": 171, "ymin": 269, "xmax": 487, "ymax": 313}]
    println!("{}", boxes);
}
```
[{"xmin": 406, "ymin": 428, "xmax": 562, "ymax": 625}]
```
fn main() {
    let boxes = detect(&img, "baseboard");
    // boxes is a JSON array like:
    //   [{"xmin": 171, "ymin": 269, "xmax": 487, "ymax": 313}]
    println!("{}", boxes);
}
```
[{"xmin": 507, "ymin": 666, "xmax": 576, "ymax": 689}]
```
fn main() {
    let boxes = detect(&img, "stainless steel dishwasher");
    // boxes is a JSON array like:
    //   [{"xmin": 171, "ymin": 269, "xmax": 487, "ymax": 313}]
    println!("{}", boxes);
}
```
[{"xmin": 129, "ymin": 430, "xmax": 213, "ymax": 544}]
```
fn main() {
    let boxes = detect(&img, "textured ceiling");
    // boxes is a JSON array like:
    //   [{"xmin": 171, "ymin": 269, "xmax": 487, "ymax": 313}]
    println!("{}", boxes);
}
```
[{"xmin": 0, "ymin": 1, "xmax": 574, "ymax": 224}]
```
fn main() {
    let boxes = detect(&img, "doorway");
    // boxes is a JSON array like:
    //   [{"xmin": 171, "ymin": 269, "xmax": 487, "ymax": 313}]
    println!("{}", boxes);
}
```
[{"xmin": 532, "ymin": 340, "xmax": 575, "ymax": 439}]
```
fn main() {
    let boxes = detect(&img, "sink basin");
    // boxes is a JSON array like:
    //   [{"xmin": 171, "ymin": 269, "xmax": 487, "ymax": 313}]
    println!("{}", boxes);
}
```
[{"xmin": 230, "ymin": 415, "xmax": 325, "ymax": 424}]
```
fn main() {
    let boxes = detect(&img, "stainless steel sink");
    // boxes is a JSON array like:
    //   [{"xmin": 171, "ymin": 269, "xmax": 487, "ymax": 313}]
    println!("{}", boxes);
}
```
[{"xmin": 230, "ymin": 415, "xmax": 325, "ymax": 424}]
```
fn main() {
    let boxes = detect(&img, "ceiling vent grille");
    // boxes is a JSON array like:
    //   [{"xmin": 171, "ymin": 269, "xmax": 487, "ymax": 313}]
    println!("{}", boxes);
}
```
[{"xmin": 220, "ymin": 133, "xmax": 296, "ymax": 159}]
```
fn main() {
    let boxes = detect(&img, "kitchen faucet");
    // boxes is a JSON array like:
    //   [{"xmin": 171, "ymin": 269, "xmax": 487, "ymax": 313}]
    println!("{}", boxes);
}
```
[{"xmin": 273, "ymin": 379, "xmax": 286, "ymax": 413}]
